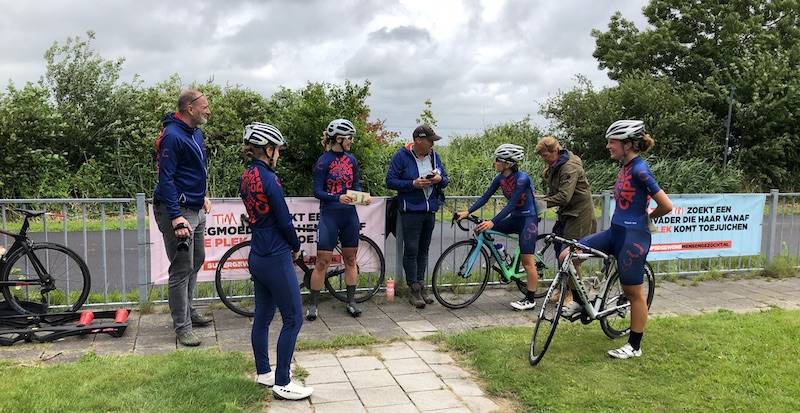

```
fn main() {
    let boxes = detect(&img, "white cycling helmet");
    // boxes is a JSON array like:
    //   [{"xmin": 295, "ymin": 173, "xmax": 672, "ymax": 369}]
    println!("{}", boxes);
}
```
[
  {"xmin": 326, "ymin": 118, "xmax": 356, "ymax": 140},
  {"xmin": 494, "ymin": 144, "xmax": 525, "ymax": 163},
  {"xmin": 243, "ymin": 122, "xmax": 286, "ymax": 147},
  {"xmin": 605, "ymin": 120, "xmax": 645, "ymax": 141}
]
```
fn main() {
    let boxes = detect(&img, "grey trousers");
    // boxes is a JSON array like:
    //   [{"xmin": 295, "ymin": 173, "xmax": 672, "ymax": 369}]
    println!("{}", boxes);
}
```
[{"xmin": 154, "ymin": 204, "xmax": 206, "ymax": 332}]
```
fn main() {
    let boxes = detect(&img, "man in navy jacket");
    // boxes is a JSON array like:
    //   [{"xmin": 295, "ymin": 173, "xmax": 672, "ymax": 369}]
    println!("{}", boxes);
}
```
[
  {"xmin": 386, "ymin": 125, "xmax": 448, "ymax": 308},
  {"xmin": 153, "ymin": 89, "xmax": 212, "ymax": 346}
]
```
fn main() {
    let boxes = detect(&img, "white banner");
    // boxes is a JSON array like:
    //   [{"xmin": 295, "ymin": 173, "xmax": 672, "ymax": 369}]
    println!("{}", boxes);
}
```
[{"xmin": 149, "ymin": 197, "xmax": 386, "ymax": 285}]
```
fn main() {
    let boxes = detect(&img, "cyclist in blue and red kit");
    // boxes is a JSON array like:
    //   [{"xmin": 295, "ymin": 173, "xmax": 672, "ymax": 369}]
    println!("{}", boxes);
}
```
[
  {"xmin": 456, "ymin": 144, "xmax": 541, "ymax": 311},
  {"xmin": 563, "ymin": 120, "xmax": 673, "ymax": 360},
  {"xmin": 306, "ymin": 119, "xmax": 371, "ymax": 320},
  {"xmin": 240, "ymin": 122, "xmax": 313, "ymax": 401}
]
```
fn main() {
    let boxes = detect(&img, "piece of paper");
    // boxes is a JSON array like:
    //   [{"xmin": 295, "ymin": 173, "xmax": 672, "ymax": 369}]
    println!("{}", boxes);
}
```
[{"xmin": 346, "ymin": 190, "xmax": 372, "ymax": 205}]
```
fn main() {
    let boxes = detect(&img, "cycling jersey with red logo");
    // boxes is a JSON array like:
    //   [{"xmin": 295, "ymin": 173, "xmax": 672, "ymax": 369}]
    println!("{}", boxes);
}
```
[
  {"xmin": 612, "ymin": 156, "xmax": 661, "ymax": 231},
  {"xmin": 240, "ymin": 159, "xmax": 299, "ymax": 256},
  {"xmin": 468, "ymin": 171, "xmax": 538, "ymax": 225},
  {"xmin": 313, "ymin": 151, "xmax": 362, "ymax": 212}
]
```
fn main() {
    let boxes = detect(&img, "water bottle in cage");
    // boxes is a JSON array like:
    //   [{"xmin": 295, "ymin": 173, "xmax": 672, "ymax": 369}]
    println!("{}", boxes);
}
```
[{"xmin": 494, "ymin": 243, "xmax": 511, "ymax": 265}]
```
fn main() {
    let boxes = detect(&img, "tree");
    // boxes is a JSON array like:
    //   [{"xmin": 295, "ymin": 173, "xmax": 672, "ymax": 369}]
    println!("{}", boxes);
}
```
[
  {"xmin": 565, "ymin": 0, "xmax": 800, "ymax": 189},
  {"xmin": 415, "ymin": 99, "xmax": 438, "ymax": 127}
]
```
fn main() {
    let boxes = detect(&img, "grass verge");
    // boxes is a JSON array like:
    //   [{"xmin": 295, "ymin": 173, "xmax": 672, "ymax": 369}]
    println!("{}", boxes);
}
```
[
  {"xmin": 0, "ymin": 350, "xmax": 263, "ymax": 413},
  {"xmin": 295, "ymin": 334, "xmax": 384, "ymax": 351},
  {"xmin": 444, "ymin": 309, "xmax": 800, "ymax": 412}
]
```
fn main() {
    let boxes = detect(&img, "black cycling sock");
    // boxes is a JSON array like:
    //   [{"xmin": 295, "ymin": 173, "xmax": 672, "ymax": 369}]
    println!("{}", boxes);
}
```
[
  {"xmin": 310, "ymin": 289, "xmax": 320, "ymax": 306},
  {"xmin": 346, "ymin": 285, "xmax": 356, "ymax": 303},
  {"xmin": 526, "ymin": 290, "xmax": 537, "ymax": 302},
  {"xmin": 629, "ymin": 331, "xmax": 644, "ymax": 351}
]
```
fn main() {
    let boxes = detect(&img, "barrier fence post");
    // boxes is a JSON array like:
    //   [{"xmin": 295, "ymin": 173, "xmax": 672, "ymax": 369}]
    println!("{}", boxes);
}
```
[
  {"xmin": 601, "ymin": 190, "xmax": 612, "ymax": 230},
  {"xmin": 136, "ymin": 193, "xmax": 149, "ymax": 304},
  {"xmin": 766, "ymin": 189, "xmax": 779, "ymax": 263}
]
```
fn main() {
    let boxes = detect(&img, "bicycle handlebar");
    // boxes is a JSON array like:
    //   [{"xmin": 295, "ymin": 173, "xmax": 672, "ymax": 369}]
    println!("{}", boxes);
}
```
[{"xmin": 451, "ymin": 214, "xmax": 482, "ymax": 232}]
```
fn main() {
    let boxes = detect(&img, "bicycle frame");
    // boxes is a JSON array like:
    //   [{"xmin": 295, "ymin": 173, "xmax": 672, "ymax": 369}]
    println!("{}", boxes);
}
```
[
  {"xmin": 554, "ymin": 236, "xmax": 629, "ymax": 321},
  {"xmin": 462, "ymin": 229, "xmax": 525, "ymax": 282},
  {"xmin": 0, "ymin": 220, "xmax": 51, "ymax": 289}
]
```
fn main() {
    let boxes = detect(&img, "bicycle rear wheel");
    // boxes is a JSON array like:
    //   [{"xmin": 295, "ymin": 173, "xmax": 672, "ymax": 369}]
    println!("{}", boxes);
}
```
[
  {"xmin": 598, "ymin": 262, "xmax": 656, "ymax": 339},
  {"xmin": 1, "ymin": 243, "xmax": 91, "ymax": 315},
  {"xmin": 215, "ymin": 241, "xmax": 255, "ymax": 317},
  {"xmin": 431, "ymin": 240, "xmax": 491, "ymax": 309},
  {"xmin": 324, "ymin": 235, "xmax": 385, "ymax": 303},
  {"xmin": 529, "ymin": 273, "xmax": 566, "ymax": 366}
]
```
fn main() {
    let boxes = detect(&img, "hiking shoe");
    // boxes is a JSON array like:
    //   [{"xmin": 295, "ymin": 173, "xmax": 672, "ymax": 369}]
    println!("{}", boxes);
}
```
[
  {"xmin": 177, "ymin": 330, "xmax": 201, "ymax": 347},
  {"xmin": 560, "ymin": 301, "xmax": 584, "ymax": 318},
  {"xmin": 305, "ymin": 305, "xmax": 318, "ymax": 321},
  {"xmin": 273, "ymin": 381, "xmax": 314, "ymax": 400},
  {"xmin": 346, "ymin": 302, "xmax": 362, "ymax": 317},
  {"xmin": 607, "ymin": 343, "xmax": 642, "ymax": 359},
  {"xmin": 191, "ymin": 312, "xmax": 213, "ymax": 327},
  {"xmin": 408, "ymin": 283, "xmax": 426, "ymax": 309},
  {"xmin": 419, "ymin": 286, "xmax": 434, "ymax": 305},
  {"xmin": 255, "ymin": 369, "xmax": 292, "ymax": 387},
  {"xmin": 510, "ymin": 298, "xmax": 536, "ymax": 311}
]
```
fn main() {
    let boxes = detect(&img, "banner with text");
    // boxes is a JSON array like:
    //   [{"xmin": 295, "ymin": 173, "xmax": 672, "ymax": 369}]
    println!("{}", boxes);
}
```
[
  {"xmin": 609, "ymin": 194, "xmax": 766, "ymax": 260},
  {"xmin": 150, "ymin": 197, "xmax": 386, "ymax": 285}
]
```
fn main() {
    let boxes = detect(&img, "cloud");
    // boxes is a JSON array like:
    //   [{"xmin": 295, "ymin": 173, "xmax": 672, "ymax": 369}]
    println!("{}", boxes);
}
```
[{"xmin": 0, "ymin": 0, "xmax": 650, "ymax": 139}]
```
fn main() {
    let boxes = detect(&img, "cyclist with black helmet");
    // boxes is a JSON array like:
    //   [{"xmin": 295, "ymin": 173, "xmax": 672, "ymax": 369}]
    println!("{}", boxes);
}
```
[
  {"xmin": 456, "ymin": 144, "xmax": 541, "ymax": 311},
  {"xmin": 240, "ymin": 122, "xmax": 312, "ymax": 400},
  {"xmin": 307, "ymin": 119, "xmax": 370, "ymax": 320},
  {"xmin": 564, "ymin": 120, "xmax": 672, "ymax": 359}
]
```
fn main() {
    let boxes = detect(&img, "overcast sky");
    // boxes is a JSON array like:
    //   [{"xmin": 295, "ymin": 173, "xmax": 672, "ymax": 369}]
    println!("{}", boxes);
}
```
[{"xmin": 0, "ymin": 0, "xmax": 649, "ymax": 142}]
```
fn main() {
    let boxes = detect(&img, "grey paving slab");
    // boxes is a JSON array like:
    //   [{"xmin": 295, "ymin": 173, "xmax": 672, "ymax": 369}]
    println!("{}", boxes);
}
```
[
  {"xmin": 293, "ymin": 351, "xmax": 340, "ymax": 368},
  {"xmin": 304, "ymin": 365, "xmax": 349, "ymax": 385},
  {"xmin": 443, "ymin": 378, "xmax": 484, "ymax": 397},
  {"xmin": 335, "ymin": 347, "xmax": 369, "ymax": 358},
  {"xmin": 462, "ymin": 396, "xmax": 500, "ymax": 413},
  {"xmin": 385, "ymin": 357, "xmax": 433, "ymax": 376},
  {"xmin": 373, "ymin": 342, "xmax": 418, "ymax": 360},
  {"xmin": 394, "ymin": 372, "xmax": 446, "ymax": 392},
  {"xmin": 313, "ymin": 400, "xmax": 367, "ymax": 413},
  {"xmin": 356, "ymin": 385, "xmax": 412, "ymax": 408},
  {"xmin": 309, "ymin": 381, "xmax": 358, "ymax": 404},
  {"xmin": 347, "ymin": 369, "xmax": 398, "ymax": 389},
  {"xmin": 407, "ymin": 389, "xmax": 465, "ymax": 411},
  {"xmin": 429, "ymin": 364, "xmax": 472, "ymax": 379},
  {"xmin": 265, "ymin": 398, "xmax": 313, "ymax": 412},
  {"xmin": 416, "ymin": 350, "xmax": 455, "ymax": 365},
  {"xmin": 366, "ymin": 403, "xmax": 420, "ymax": 413},
  {"xmin": 339, "ymin": 355, "xmax": 385, "ymax": 372}
]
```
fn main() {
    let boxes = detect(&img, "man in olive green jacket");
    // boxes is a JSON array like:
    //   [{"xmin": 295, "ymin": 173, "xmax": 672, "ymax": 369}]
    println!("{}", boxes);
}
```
[{"xmin": 535, "ymin": 136, "xmax": 596, "ymax": 253}]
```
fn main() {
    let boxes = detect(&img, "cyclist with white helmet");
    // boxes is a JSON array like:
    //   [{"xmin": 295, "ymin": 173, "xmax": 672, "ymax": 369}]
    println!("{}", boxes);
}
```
[
  {"xmin": 564, "ymin": 119, "xmax": 672, "ymax": 360},
  {"xmin": 307, "ymin": 118, "xmax": 371, "ymax": 320},
  {"xmin": 456, "ymin": 143, "xmax": 541, "ymax": 311},
  {"xmin": 240, "ymin": 122, "xmax": 313, "ymax": 400}
]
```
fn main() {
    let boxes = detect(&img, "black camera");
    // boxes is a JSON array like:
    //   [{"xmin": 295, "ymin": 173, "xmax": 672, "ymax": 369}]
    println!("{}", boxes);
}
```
[{"xmin": 174, "ymin": 223, "xmax": 190, "ymax": 252}]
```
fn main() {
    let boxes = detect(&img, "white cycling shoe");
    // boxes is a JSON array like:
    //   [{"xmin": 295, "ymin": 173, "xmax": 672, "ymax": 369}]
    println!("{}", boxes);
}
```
[
  {"xmin": 607, "ymin": 343, "xmax": 642, "ymax": 359},
  {"xmin": 273, "ymin": 381, "xmax": 314, "ymax": 400}
]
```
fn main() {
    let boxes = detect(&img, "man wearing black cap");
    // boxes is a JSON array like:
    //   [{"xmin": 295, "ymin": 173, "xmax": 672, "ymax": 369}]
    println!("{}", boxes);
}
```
[{"xmin": 386, "ymin": 125, "xmax": 449, "ymax": 308}]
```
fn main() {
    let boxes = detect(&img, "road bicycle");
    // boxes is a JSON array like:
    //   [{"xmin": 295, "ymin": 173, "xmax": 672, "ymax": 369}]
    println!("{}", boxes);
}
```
[
  {"xmin": 215, "ymin": 227, "xmax": 385, "ymax": 317},
  {"xmin": 0, "ymin": 209, "xmax": 91, "ymax": 315},
  {"xmin": 529, "ymin": 234, "xmax": 655, "ymax": 365},
  {"xmin": 431, "ymin": 214, "xmax": 562, "ymax": 309}
]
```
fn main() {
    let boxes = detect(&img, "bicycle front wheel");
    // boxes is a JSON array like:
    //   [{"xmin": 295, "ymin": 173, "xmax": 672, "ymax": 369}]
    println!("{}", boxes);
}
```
[
  {"xmin": 598, "ymin": 262, "xmax": 656, "ymax": 339},
  {"xmin": 1, "ymin": 243, "xmax": 90, "ymax": 314},
  {"xmin": 325, "ymin": 235, "xmax": 385, "ymax": 303},
  {"xmin": 431, "ymin": 240, "xmax": 491, "ymax": 309},
  {"xmin": 529, "ymin": 273, "xmax": 566, "ymax": 366},
  {"xmin": 215, "ymin": 241, "xmax": 255, "ymax": 317}
]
